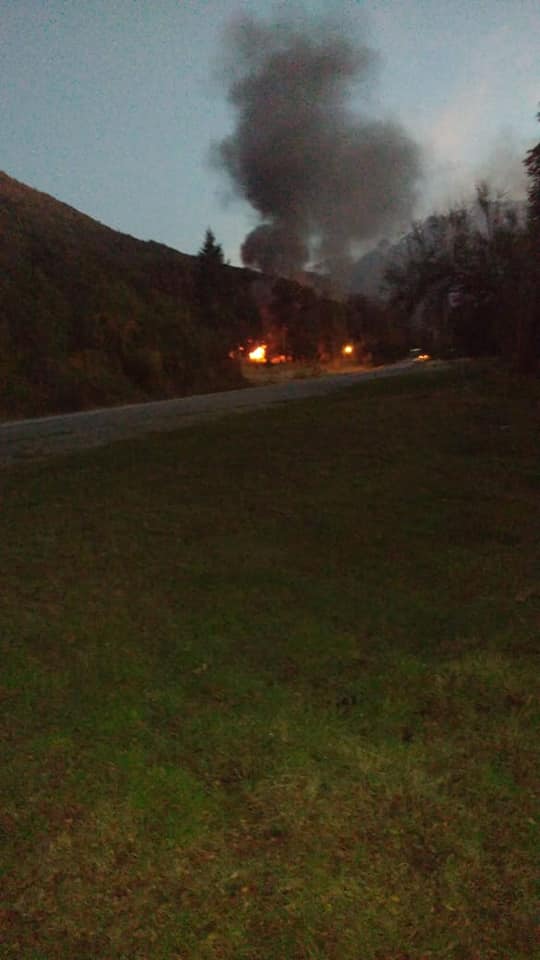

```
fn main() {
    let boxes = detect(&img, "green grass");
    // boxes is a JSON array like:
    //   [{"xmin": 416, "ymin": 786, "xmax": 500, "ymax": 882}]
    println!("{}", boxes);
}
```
[{"xmin": 1, "ymin": 363, "xmax": 539, "ymax": 959}]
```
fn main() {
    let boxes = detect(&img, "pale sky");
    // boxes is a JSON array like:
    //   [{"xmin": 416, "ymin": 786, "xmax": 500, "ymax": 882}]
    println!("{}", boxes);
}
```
[{"xmin": 1, "ymin": 0, "xmax": 538, "ymax": 264}]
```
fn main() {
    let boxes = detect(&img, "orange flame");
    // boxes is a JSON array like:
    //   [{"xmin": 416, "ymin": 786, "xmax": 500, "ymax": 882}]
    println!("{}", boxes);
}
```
[{"xmin": 248, "ymin": 344, "xmax": 267, "ymax": 363}]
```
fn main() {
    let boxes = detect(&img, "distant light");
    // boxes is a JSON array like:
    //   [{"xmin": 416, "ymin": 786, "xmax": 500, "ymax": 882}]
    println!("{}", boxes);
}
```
[{"xmin": 342, "ymin": 344, "xmax": 354, "ymax": 356}]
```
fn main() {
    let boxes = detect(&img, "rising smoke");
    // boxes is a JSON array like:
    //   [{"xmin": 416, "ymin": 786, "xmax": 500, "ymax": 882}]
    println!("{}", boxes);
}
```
[{"xmin": 214, "ymin": 13, "xmax": 422, "ymax": 282}]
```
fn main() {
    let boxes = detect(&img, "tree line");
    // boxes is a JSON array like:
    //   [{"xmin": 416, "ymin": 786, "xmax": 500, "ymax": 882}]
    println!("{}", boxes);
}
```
[
  {"xmin": 382, "ymin": 114, "xmax": 540, "ymax": 373},
  {"xmin": 1, "ymin": 116, "xmax": 538, "ymax": 421},
  {"xmin": 198, "ymin": 115, "xmax": 539, "ymax": 375}
]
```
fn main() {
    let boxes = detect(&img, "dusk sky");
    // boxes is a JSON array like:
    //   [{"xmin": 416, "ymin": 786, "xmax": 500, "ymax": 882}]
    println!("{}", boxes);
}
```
[{"xmin": 2, "ymin": 0, "xmax": 539, "ymax": 265}]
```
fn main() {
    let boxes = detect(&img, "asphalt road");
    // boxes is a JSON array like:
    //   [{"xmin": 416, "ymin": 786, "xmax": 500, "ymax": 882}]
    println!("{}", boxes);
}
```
[{"xmin": 1, "ymin": 361, "xmax": 421, "ymax": 467}]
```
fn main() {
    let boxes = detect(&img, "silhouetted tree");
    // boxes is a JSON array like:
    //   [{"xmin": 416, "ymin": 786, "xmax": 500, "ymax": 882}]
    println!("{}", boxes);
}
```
[
  {"xmin": 525, "ymin": 112, "xmax": 540, "ymax": 231},
  {"xmin": 194, "ymin": 229, "xmax": 260, "ymax": 350},
  {"xmin": 383, "ymin": 211, "xmax": 469, "ymax": 354},
  {"xmin": 198, "ymin": 228, "xmax": 224, "ymax": 266},
  {"xmin": 195, "ymin": 228, "xmax": 226, "ymax": 330},
  {"xmin": 519, "ymin": 110, "xmax": 540, "ymax": 373},
  {"xmin": 384, "ymin": 188, "xmax": 527, "ymax": 360},
  {"xmin": 348, "ymin": 293, "xmax": 408, "ymax": 363}
]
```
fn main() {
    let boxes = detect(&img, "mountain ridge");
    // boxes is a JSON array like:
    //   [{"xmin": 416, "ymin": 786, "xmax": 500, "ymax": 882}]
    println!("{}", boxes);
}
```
[{"xmin": 0, "ymin": 170, "xmax": 259, "ymax": 418}]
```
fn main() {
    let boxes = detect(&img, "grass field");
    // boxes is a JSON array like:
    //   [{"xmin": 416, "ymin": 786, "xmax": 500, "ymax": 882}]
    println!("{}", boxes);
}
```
[{"xmin": 1, "ymin": 363, "xmax": 539, "ymax": 959}]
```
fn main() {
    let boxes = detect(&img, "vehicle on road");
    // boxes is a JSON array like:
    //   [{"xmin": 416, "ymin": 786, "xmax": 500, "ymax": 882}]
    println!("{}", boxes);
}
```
[{"xmin": 409, "ymin": 347, "xmax": 431, "ymax": 362}]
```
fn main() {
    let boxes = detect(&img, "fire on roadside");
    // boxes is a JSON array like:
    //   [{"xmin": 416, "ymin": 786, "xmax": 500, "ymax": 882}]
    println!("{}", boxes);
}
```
[
  {"xmin": 245, "ymin": 345, "xmax": 290, "ymax": 364},
  {"xmin": 248, "ymin": 344, "xmax": 267, "ymax": 363}
]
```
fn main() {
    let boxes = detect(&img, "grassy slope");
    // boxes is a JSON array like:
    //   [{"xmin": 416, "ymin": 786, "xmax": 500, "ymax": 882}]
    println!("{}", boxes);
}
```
[
  {"xmin": 0, "ymin": 171, "xmax": 252, "ymax": 418},
  {"xmin": 1, "ymin": 365, "xmax": 539, "ymax": 959}
]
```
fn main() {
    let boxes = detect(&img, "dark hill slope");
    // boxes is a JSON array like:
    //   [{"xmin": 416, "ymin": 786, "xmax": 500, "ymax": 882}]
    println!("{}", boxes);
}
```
[{"xmin": 0, "ymin": 172, "xmax": 257, "ymax": 418}]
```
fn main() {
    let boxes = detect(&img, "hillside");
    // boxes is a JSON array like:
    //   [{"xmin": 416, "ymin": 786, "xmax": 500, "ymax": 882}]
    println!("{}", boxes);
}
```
[{"xmin": 0, "ymin": 172, "xmax": 259, "ymax": 419}]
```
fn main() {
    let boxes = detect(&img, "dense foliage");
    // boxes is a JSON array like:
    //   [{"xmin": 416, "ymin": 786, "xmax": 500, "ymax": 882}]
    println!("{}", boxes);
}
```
[
  {"xmin": 383, "ymin": 115, "xmax": 540, "ymax": 372},
  {"xmin": 524, "ymin": 112, "xmax": 540, "ymax": 231},
  {"xmin": 0, "ymin": 175, "xmax": 258, "ymax": 418}
]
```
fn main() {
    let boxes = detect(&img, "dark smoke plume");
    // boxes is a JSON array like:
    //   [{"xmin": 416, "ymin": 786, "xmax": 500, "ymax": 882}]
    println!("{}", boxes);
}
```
[{"xmin": 215, "ymin": 13, "xmax": 422, "ymax": 281}]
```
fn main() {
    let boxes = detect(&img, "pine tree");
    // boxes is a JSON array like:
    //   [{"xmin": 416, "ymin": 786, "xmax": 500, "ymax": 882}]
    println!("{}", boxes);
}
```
[
  {"xmin": 198, "ymin": 228, "xmax": 224, "ymax": 266},
  {"xmin": 195, "ymin": 228, "xmax": 238, "ymax": 340}
]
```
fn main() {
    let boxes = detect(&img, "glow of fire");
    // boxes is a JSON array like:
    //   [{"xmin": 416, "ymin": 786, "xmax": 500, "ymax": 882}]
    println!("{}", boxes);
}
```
[
  {"xmin": 248, "ymin": 344, "xmax": 267, "ymax": 363},
  {"xmin": 342, "ymin": 344, "xmax": 354, "ymax": 356}
]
